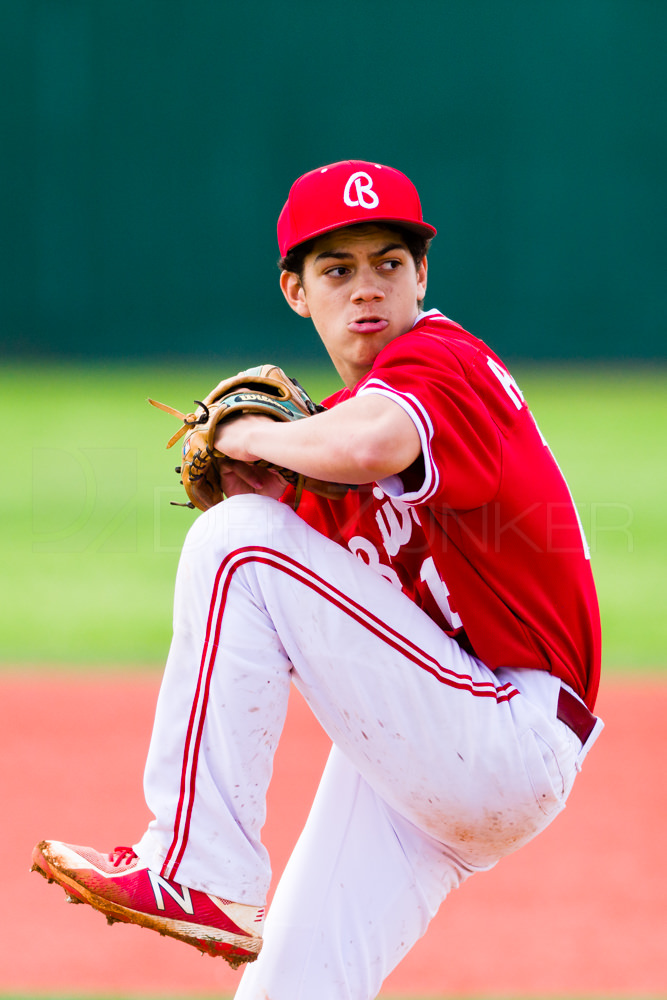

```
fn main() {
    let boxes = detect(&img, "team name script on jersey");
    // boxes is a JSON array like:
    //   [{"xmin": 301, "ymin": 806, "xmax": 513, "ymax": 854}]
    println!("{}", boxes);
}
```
[{"xmin": 347, "ymin": 487, "xmax": 463, "ymax": 632}]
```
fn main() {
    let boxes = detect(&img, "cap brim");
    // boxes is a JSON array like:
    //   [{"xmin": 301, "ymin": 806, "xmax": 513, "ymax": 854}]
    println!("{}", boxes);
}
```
[{"xmin": 284, "ymin": 216, "xmax": 437, "ymax": 254}]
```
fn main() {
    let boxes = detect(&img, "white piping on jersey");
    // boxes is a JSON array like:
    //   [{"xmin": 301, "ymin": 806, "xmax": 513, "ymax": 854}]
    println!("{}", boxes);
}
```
[
  {"xmin": 412, "ymin": 308, "xmax": 451, "ymax": 326},
  {"xmin": 357, "ymin": 379, "xmax": 439, "ymax": 505}
]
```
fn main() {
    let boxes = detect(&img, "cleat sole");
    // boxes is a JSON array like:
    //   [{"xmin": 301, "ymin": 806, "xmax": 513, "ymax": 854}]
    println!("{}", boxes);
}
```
[{"xmin": 30, "ymin": 841, "xmax": 260, "ymax": 968}]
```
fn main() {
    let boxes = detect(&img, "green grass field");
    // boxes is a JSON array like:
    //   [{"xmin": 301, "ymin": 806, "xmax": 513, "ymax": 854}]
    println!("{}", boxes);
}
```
[{"xmin": 1, "ymin": 361, "xmax": 665, "ymax": 672}]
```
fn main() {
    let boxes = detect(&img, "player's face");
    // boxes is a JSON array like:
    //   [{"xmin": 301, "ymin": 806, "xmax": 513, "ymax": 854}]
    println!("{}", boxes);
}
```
[{"xmin": 280, "ymin": 226, "xmax": 427, "ymax": 387}]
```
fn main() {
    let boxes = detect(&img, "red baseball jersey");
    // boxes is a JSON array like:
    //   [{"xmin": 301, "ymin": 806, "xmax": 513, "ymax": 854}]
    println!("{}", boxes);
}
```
[{"xmin": 286, "ymin": 310, "xmax": 601, "ymax": 709}]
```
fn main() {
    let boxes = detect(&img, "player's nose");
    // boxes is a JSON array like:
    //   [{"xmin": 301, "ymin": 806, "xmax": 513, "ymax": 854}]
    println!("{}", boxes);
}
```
[{"xmin": 350, "ymin": 267, "xmax": 385, "ymax": 302}]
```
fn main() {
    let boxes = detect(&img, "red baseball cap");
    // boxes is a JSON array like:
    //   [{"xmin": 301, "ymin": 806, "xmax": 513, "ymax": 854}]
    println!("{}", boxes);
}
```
[{"xmin": 277, "ymin": 159, "xmax": 437, "ymax": 256}]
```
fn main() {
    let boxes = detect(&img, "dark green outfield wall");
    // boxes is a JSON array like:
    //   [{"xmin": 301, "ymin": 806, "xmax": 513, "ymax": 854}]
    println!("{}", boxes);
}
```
[{"xmin": 2, "ymin": 0, "xmax": 665, "ymax": 362}]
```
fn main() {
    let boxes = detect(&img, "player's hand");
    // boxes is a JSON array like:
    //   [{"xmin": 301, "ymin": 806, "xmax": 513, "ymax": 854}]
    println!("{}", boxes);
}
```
[
  {"xmin": 214, "ymin": 413, "xmax": 286, "ymax": 498},
  {"xmin": 217, "ymin": 458, "xmax": 287, "ymax": 500}
]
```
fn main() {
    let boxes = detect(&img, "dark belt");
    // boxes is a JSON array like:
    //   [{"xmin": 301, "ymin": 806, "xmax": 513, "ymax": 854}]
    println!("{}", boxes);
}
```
[{"xmin": 557, "ymin": 686, "xmax": 598, "ymax": 745}]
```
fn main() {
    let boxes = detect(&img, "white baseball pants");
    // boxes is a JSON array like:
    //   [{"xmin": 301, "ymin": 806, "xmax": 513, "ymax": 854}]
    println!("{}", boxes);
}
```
[{"xmin": 135, "ymin": 495, "xmax": 595, "ymax": 1000}]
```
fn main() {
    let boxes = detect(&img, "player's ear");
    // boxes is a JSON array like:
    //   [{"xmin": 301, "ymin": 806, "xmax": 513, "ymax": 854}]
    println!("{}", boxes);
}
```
[
  {"xmin": 416, "ymin": 255, "xmax": 428, "ymax": 303},
  {"xmin": 280, "ymin": 271, "xmax": 311, "ymax": 318}
]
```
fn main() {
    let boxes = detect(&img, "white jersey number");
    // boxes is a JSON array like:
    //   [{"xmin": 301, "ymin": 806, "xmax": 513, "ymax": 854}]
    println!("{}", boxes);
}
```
[{"xmin": 420, "ymin": 556, "xmax": 463, "ymax": 630}]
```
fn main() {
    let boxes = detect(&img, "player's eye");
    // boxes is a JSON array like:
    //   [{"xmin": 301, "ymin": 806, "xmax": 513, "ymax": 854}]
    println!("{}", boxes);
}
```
[
  {"xmin": 324, "ymin": 265, "xmax": 350, "ymax": 278},
  {"xmin": 378, "ymin": 258, "xmax": 401, "ymax": 272}
]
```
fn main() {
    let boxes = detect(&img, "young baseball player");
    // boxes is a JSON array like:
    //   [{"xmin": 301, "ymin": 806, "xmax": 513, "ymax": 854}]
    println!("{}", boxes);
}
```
[{"xmin": 33, "ymin": 160, "xmax": 603, "ymax": 1000}]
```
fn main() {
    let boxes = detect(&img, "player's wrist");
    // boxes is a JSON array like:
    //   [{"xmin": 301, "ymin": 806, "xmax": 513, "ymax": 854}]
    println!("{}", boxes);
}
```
[{"xmin": 214, "ymin": 413, "xmax": 272, "ymax": 464}]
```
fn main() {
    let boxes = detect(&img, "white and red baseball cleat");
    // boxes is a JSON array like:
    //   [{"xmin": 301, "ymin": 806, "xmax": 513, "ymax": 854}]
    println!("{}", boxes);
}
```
[{"xmin": 31, "ymin": 840, "xmax": 264, "ymax": 967}]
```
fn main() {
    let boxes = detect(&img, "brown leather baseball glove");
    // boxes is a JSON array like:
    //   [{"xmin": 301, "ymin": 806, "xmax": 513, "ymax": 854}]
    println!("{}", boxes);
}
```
[{"xmin": 149, "ymin": 364, "xmax": 351, "ymax": 511}]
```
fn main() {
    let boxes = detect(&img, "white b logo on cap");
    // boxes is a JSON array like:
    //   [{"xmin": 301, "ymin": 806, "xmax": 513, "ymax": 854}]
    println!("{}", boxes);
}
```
[{"xmin": 343, "ymin": 171, "xmax": 380, "ymax": 210}]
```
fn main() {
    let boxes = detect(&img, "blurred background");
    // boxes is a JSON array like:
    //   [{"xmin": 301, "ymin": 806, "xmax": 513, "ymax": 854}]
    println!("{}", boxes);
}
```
[
  {"xmin": 1, "ymin": 0, "xmax": 665, "ymax": 669},
  {"xmin": 2, "ymin": 0, "xmax": 665, "ymax": 364}
]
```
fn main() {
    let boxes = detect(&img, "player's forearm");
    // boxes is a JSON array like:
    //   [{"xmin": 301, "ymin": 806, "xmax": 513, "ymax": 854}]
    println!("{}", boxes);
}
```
[
  {"xmin": 218, "ymin": 395, "xmax": 421, "ymax": 485},
  {"xmin": 245, "ymin": 412, "xmax": 377, "ymax": 484}
]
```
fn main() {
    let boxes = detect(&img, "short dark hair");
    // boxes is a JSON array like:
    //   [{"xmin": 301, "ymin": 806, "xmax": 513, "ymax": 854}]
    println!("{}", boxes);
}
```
[{"xmin": 278, "ymin": 222, "xmax": 432, "ymax": 280}]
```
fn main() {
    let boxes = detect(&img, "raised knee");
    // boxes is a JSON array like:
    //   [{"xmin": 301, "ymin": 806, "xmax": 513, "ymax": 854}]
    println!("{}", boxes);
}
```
[{"xmin": 184, "ymin": 494, "xmax": 293, "ymax": 555}]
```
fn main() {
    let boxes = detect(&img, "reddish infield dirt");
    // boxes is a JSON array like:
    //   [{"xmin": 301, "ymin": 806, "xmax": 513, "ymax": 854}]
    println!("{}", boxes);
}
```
[{"xmin": 2, "ymin": 671, "xmax": 666, "ymax": 997}]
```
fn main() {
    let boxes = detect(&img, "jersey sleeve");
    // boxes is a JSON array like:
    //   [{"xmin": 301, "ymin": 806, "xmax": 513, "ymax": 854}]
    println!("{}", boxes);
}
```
[{"xmin": 355, "ymin": 330, "xmax": 503, "ymax": 509}]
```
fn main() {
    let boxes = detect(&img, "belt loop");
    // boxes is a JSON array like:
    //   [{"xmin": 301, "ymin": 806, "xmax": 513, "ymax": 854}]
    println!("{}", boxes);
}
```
[{"xmin": 556, "ymin": 686, "xmax": 598, "ymax": 745}]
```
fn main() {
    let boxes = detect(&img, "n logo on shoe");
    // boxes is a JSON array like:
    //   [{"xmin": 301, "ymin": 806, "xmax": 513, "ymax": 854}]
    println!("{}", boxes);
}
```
[{"xmin": 148, "ymin": 870, "xmax": 195, "ymax": 914}]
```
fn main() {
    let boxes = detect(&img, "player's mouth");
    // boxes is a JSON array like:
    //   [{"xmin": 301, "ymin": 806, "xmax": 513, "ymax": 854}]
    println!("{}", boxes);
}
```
[{"xmin": 347, "ymin": 316, "xmax": 389, "ymax": 334}]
